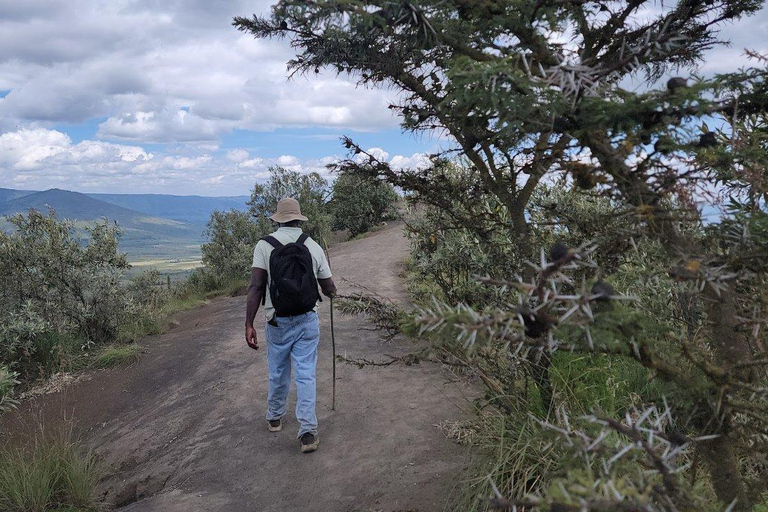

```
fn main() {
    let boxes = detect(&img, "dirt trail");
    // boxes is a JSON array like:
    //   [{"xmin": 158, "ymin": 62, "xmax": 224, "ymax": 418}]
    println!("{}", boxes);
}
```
[{"xmin": 2, "ymin": 222, "xmax": 474, "ymax": 512}]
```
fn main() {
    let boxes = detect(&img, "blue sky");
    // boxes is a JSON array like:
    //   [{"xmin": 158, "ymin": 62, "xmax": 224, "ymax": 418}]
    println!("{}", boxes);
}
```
[{"xmin": 0, "ymin": 0, "xmax": 766, "ymax": 196}]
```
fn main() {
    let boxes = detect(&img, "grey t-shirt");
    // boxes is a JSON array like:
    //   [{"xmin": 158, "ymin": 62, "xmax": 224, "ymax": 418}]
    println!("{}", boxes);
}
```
[{"xmin": 251, "ymin": 227, "xmax": 332, "ymax": 321}]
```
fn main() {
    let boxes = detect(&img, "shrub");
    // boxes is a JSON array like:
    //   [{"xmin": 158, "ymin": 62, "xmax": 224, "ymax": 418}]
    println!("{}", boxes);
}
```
[
  {"xmin": 0, "ymin": 210, "xmax": 128, "ymax": 346},
  {"xmin": 0, "ymin": 365, "xmax": 19, "ymax": 414},
  {"xmin": 0, "ymin": 210, "xmax": 172, "ymax": 388},
  {"xmin": 200, "ymin": 210, "xmax": 261, "ymax": 282},
  {"xmin": 330, "ymin": 171, "xmax": 398, "ymax": 236}
]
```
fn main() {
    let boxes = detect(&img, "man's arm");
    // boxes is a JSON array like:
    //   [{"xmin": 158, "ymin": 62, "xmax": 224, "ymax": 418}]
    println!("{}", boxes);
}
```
[
  {"xmin": 245, "ymin": 267, "xmax": 268, "ymax": 350},
  {"xmin": 318, "ymin": 277, "xmax": 337, "ymax": 298}
]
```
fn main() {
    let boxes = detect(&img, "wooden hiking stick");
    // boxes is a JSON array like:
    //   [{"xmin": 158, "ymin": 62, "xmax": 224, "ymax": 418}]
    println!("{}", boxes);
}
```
[
  {"xmin": 322, "ymin": 238, "xmax": 337, "ymax": 411},
  {"xmin": 330, "ymin": 295, "xmax": 336, "ymax": 411}
]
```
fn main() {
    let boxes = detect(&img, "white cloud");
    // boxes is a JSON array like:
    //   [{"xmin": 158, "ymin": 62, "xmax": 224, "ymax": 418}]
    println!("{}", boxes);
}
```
[
  {"xmin": 226, "ymin": 149, "xmax": 250, "ymax": 162},
  {"xmin": 0, "ymin": 128, "xmax": 151, "ymax": 171},
  {"xmin": 0, "ymin": 127, "xmax": 433, "ymax": 195},
  {"xmin": 390, "ymin": 153, "xmax": 431, "ymax": 170},
  {"xmin": 0, "ymin": 0, "xmax": 399, "ymax": 140}
]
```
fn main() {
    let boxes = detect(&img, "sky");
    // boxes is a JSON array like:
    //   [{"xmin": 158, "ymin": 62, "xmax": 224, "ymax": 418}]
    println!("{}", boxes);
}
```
[{"xmin": 0, "ymin": 1, "xmax": 766, "ymax": 196}]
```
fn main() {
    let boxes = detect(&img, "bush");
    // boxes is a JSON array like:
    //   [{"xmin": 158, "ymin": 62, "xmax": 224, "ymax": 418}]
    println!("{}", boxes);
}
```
[
  {"xmin": 330, "ymin": 172, "xmax": 398, "ymax": 236},
  {"xmin": 200, "ymin": 210, "xmax": 261, "ymax": 283},
  {"xmin": 0, "ymin": 210, "xmax": 128, "ymax": 346},
  {"xmin": 0, "ymin": 210, "xmax": 173, "ymax": 388}
]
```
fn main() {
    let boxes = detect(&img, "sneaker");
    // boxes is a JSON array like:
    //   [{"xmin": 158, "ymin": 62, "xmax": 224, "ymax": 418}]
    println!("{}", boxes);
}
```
[
  {"xmin": 268, "ymin": 419, "xmax": 282, "ymax": 432},
  {"xmin": 299, "ymin": 433, "xmax": 319, "ymax": 453}
]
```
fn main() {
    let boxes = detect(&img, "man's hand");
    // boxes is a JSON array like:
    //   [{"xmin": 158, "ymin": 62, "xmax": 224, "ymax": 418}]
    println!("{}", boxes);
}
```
[
  {"xmin": 245, "ymin": 324, "xmax": 259, "ymax": 350},
  {"xmin": 319, "ymin": 277, "xmax": 337, "ymax": 299}
]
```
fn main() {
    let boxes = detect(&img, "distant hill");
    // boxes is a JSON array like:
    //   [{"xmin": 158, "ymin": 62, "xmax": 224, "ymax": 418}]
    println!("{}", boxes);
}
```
[
  {"xmin": 0, "ymin": 187, "xmax": 254, "ymax": 261},
  {"xmin": 0, "ymin": 188, "xmax": 202, "ymax": 260},
  {"xmin": 90, "ymin": 193, "xmax": 249, "ymax": 225},
  {"xmin": 0, "ymin": 187, "xmax": 38, "ymax": 203}
]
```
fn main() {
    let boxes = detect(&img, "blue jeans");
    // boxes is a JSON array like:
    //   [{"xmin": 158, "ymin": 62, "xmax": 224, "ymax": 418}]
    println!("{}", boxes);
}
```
[{"xmin": 265, "ymin": 311, "xmax": 320, "ymax": 438}]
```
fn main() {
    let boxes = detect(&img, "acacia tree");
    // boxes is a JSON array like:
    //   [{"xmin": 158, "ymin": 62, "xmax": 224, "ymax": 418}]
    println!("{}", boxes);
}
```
[
  {"xmin": 234, "ymin": 0, "xmax": 761, "ymax": 245},
  {"xmin": 235, "ymin": 2, "xmax": 768, "ymax": 509}
]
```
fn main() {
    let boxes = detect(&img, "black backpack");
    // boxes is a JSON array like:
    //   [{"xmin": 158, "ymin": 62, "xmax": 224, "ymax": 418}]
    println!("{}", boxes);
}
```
[{"xmin": 262, "ymin": 233, "xmax": 321, "ymax": 316}]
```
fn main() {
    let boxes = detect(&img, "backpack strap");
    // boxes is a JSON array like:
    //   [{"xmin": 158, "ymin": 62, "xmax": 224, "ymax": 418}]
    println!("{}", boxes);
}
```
[
  {"xmin": 261, "ymin": 236, "xmax": 282, "ymax": 306},
  {"xmin": 262, "ymin": 236, "xmax": 283, "ymax": 249}
]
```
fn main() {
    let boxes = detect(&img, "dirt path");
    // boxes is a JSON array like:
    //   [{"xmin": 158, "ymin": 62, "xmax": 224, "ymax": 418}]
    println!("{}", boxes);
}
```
[{"xmin": 2, "ymin": 222, "xmax": 475, "ymax": 512}]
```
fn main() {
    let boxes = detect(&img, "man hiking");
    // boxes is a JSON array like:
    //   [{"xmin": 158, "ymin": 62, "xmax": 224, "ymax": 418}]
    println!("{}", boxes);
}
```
[{"xmin": 245, "ymin": 197, "xmax": 337, "ymax": 453}]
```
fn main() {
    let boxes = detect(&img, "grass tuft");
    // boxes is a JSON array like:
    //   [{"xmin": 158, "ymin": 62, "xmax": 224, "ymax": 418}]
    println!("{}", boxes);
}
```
[
  {"xmin": 91, "ymin": 344, "xmax": 143, "ymax": 369},
  {"xmin": 0, "ymin": 427, "xmax": 99, "ymax": 512},
  {"xmin": 452, "ymin": 408, "xmax": 560, "ymax": 512}
]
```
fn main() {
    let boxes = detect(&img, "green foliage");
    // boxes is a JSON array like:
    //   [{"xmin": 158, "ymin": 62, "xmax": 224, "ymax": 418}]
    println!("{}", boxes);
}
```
[
  {"xmin": 0, "ymin": 429, "xmax": 99, "ymax": 512},
  {"xmin": 200, "ymin": 209, "xmax": 261, "ymax": 282},
  {"xmin": 0, "ymin": 210, "xmax": 176, "ymax": 390},
  {"xmin": 404, "ymin": 163, "xmax": 526, "ymax": 306},
  {"xmin": 330, "ymin": 171, "xmax": 398, "ymax": 236},
  {"xmin": 453, "ymin": 408, "xmax": 560, "ymax": 512},
  {"xmin": 247, "ymin": 166, "xmax": 331, "ymax": 241},
  {"xmin": 0, "ymin": 210, "xmax": 128, "ymax": 345},
  {"xmin": 0, "ymin": 365, "xmax": 19, "ymax": 414}
]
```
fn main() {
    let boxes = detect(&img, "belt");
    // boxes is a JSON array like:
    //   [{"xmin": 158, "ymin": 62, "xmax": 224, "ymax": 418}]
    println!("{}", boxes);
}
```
[
  {"xmin": 267, "ymin": 318, "xmax": 279, "ymax": 327},
  {"xmin": 274, "ymin": 311, "xmax": 313, "ymax": 318}
]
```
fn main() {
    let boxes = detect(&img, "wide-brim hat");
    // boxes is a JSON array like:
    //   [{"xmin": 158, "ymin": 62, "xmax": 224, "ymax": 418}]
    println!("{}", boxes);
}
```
[{"xmin": 269, "ymin": 197, "xmax": 309, "ymax": 223}]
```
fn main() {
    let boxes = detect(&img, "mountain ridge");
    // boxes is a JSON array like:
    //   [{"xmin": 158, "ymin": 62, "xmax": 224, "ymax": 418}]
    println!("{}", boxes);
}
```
[{"xmin": 0, "ymin": 188, "xmax": 232, "ymax": 260}]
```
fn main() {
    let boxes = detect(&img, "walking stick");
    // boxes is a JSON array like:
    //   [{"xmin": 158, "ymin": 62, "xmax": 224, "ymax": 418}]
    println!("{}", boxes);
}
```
[
  {"xmin": 330, "ymin": 295, "xmax": 337, "ymax": 411},
  {"xmin": 323, "ymin": 238, "xmax": 337, "ymax": 411}
]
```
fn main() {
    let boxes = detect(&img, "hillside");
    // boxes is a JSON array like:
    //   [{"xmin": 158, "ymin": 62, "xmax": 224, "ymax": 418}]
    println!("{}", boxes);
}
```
[
  {"xmin": 0, "ymin": 187, "xmax": 37, "ymax": 203},
  {"xmin": 0, "ymin": 187, "xmax": 253, "ymax": 262},
  {"xmin": 0, "ymin": 189, "xmax": 202, "ymax": 260},
  {"xmin": 90, "ymin": 193, "xmax": 249, "ymax": 225}
]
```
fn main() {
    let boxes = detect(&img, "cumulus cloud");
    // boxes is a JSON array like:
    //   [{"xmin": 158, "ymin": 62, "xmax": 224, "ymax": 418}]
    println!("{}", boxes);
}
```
[
  {"xmin": 0, "ymin": 0, "xmax": 399, "ymax": 140},
  {"xmin": 0, "ymin": 0, "xmax": 765, "ymax": 194},
  {"xmin": 0, "ymin": 127, "xmax": 426, "ymax": 195},
  {"xmin": 390, "ymin": 153, "xmax": 432, "ymax": 170},
  {"xmin": 226, "ymin": 149, "xmax": 250, "ymax": 162},
  {"xmin": 0, "ymin": 128, "xmax": 150, "ymax": 171}
]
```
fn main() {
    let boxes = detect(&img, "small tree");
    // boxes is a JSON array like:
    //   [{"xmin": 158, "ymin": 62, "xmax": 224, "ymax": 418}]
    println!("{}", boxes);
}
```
[
  {"xmin": 200, "ymin": 166, "xmax": 332, "ymax": 283},
  {"xmin": 247, "ymin": 166, "xmax": 331, "ymax": 242},
  {"xmin": 330, "ymin": 171, "xmax": 398, "ymax": 236},
  {"xmin": 200, "ymin": 209, "xmax": 261, "ymax": 281}
]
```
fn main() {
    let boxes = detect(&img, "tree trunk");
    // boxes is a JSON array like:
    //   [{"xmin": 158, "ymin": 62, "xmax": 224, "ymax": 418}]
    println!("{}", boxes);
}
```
[
  {"xmin": 698, "ymin": 435, "xmax": 750, "ymax": 510},
  {"xmin": 705, "ymin": 287, "xmax": 753, "ymax": 373},
  {"xmin": 529, "ymin": 350, "xmax": 553, "ymax": 416},
  {"xmin": 698, "ymin": 287, "xmax": 753, "ymax": 509}
]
